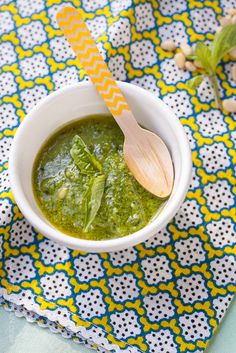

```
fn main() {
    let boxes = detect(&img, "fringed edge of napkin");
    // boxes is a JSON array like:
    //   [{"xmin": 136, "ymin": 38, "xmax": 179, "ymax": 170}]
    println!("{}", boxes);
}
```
[{"xmin": 0, "ymin": 286, "xmax": 142, "ymax": 353}]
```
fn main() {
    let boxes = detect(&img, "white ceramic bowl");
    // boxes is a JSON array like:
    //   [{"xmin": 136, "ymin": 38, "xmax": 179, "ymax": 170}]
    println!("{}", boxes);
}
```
[{"xmin": 9, "ymin": 81, "xmax": 192, "ymax": 252}]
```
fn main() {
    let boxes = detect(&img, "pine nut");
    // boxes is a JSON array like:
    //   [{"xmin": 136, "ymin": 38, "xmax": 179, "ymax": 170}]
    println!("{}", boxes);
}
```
[
  {"xmin": 57, "ymin": 187, "xmax": 68, "ymax": 199},
  {"xmin": 161, "ymin": 40, "xmax": 176, "ymax": 52},
  {"xmin": 229, "ymin": 48, "xmax": 236, "ymax": 59},
  {"xmin": 227, "ymin": 8, "xmax": 236, "ymax": 16},
  {"xmin": 232, "ymin": 15, "xmax": 236, "ymax": 24},
  {"xmin": 174, "ymin": 52, "xmax": 186, "ymax": 69},
  {"xmin": 194, "ymin": 60, "xmax": 203, "ymax": 69},
  {"xmin": 185, "ymin": 61, "xmax": 197, "ymax": 72},
  {"xmin": 222, "ymin": 99, "xmax": 236, "ymax": 112},
  {"xmin": 220, "ymin": 16, "xmax": 232, "ymax": 27},
  {"xmin": 231, "ymin": 65, "xmax": 236, "ymax": 82},
  {"xmin": 180, "ymin": 42, "xmax": 192, "ymax": 57}
]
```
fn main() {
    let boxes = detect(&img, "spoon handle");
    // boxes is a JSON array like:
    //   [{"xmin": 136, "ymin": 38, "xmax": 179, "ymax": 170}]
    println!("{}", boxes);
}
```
[{"xmin": 57, "ymin": 6, "xmax": 138, "ymax": 133}]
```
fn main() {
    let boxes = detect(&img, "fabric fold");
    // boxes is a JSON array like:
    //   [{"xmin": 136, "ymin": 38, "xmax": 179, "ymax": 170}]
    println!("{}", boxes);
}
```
[{"xmin": 0, "ymin": 1, "xmax": 235, "ymax": 352}]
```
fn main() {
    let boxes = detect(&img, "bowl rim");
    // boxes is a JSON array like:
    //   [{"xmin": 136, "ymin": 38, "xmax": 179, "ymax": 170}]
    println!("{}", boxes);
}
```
[{"xmin": 9, "ymin": 81, "xmax": 192, "ymax": 252}]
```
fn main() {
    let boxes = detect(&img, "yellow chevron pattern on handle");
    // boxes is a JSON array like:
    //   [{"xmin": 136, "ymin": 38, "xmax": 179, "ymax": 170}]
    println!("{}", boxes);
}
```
[{"xmin": 57, "ymin": 6, "xmax": 130, "ymax": 117}]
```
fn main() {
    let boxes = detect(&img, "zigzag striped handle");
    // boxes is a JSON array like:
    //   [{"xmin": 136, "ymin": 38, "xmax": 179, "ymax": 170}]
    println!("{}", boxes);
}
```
[{"xmin": 57, "ymin": 6, "xmax": 130, "ymax": 118}]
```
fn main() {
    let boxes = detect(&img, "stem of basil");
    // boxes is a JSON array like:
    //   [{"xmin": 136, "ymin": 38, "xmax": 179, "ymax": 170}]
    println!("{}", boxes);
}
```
[{"xmin": 208, "ymin": 74, "xmax": 222, "ymax": 109}]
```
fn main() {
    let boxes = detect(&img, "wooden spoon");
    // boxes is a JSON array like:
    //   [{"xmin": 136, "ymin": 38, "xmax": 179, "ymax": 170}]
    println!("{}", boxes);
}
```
[{"xmin": 57, "ymin": 6, "xmax": 174, "ymax": 198}]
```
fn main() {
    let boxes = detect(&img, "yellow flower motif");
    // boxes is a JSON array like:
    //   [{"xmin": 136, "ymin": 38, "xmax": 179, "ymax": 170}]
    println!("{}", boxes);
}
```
[
  {"xmin": 194, "ymin": 301, "xmax": 215, "ymax": 317},
  {"xmin": 46, "ymin": 0, "xmax": 62, "ymax": 7},
  {"xmin": 157, "ymin": 244, "xmax": 177, "ymax": 260},
  {"xmin": 126, "ymin": 63, "xmax": 143, "ymax": 79},
  {"xmin": 207, "ymin": 281, "xmax": 227, "ymax": 296},
  {"xmin": 3, "ymin": 128, "xmax": 17, "ymax": 137},
  {"xmin": 225, "ymin": 115, "xmax": 236, "ymax": 131},
  {"xmin": 189, "ymin": 226, "xmax": 208, "ymax": 242},
  {"xmin": 125, "ymin": 299, "xmax": 145, "ymax": 315},
  {"xmin": 174, "ymin": 298, "xmax": 193, "ymax": 315},
  {"xmin": 1, "ymin": 279, "xmax": 21, "ymax": 294},
  {"xmin": 224, "ymin": 245, "xmax": 236, "ymax": 255},
  {"xmin": 15, "ymin": 47, "xmax": 33, "ymax": 60},
  {"xmin": 71, "ymin": 313, "xmax": 91, "ymax": 328},
  {"xmin": 176, "ymin": 336, "xmax": 196, "ymax": 351},
  {"xmin": 123, "ymin": 263, "xmax": 143, "ymax": 278},
  {"xmin": 55, "ymin": 262, "xmax": 75, "ymax": 276},
  {"xmin": 154, "ymin": 11, "xmax": 172, "ymax": 26},
  {"xmin": 3, "ymin": 94, "xmax": 22, "ymax": 107},
  {"xmin": 188, "ymin": 189, "xmax": 206, "ymax": 205},
  {"xmin": 171, "ymin": 261, "xmax": 191, "ymax": 277},
  {"xmin": 34, "ymin": 43, "xmax": 52, "ymax": 57},
  {"xmin": 1, "ymin": 2, "xmax": 17, "ymax": 14},
  {"xmin": 92, "ymin": 316, "xmax": 113, "ymax": 332},
  {"xmin": 106, "ymin": 333, "xmax": 126, "ymax": 348},
  {"xmin": 192, "ymin": 97, "xmax": 211, "ymax": 112},
  {"xmin": 159, "ymin": 282, "xmax": 179, "ymax": 297},
  {"xmin": 203, "ymin": 243, "xmax": 223, "ymax": 259},
  {"xmin": 201, "ymin": 206, "xmax": 221, "ymax": 222},
  {"xmin": 103, "ymin": 260, "xmax": 123, "ymax": 276},
  {"xmin": 104, "ymin": 296, "xmax": 124, "ymax": 312},
  {"xmin": 69, "ymin": 277, "xmax": 89, "ymax": 293},
  {"xmin": 34, "ymin": 260, "xmax": 54, "ymax": 276},
  {"xmin": 196, "ymin": 340, "xmax": 207, "ymax": 349},
  {"xmin": 127, "ymin": 336, "xmax": 148, "ymax": 351},
  {"xmin": 22, "ymin": 279, "xmax": 42, "ymax": 295},
  {"xmin": 137, "ymin": 243, "xmax": 155, "ymax": 258},
  {"xmin": 187, "ymin": 27, "xmax": 205, "ymax": 42},
  {"xmin": 161, "ymin": 318, "xmax": 181, "ymax": 335},
  {"xmin": 47, "ymin": 58, "xmax": 66, "ymax": 72},
  {"xmin": 180, "ymin": 116, "xmax": 198, "ymax": 131},
  {"xmin": 45, "ymin": 26, "xmax": 62, "ymax": 39},
  {"xmin": 13, "ymin": 204, "xmax": 24, "ymax": 221},
  {"xmin": 137, "ymin": 279, "xmax": 157, "ymax": 296},
  {"xmin": 173, "ymin": 12, "xmax": 192, "ymax": 27},
  {"xmin": 36, "ymin": 296, "xmax": 57, "ymax": 310},
  {"xmin": 131, "ymin": 26, "xmax": 143, "ymax": 42},
  {"xmin": 21, "ymin": 244, "xmax": 41, "ymax": 259},
  {"xmin": 139, "ymin": 316, "xmax": 159, "ymax": 332},
  {"xmin": 57, "ymin": 298, "xmax": 77, "ymax": 313},
  {"xmin": 215, "ymin": 133, "xmax": 234, "ymax": 148},
  {"xmin": 4, "ymin": 242, "xmax": 20, "ymax": 257},
  {"xmin": 194, "ymin": 132, "xmax": 213, "ymax": 147},
  {"xmin": 222, "ymin": 208, "xmax": 236, "ymax": 221},
  {"xmin": 90, "ymin": 278, "xmax": 109, "ymax": 294}
]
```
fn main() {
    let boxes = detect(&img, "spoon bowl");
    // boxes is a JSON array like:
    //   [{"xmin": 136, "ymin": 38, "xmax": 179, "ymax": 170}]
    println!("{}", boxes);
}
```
[{"xmin": 124, "ymin": 124, "xmax": 174, "ymax": 198}]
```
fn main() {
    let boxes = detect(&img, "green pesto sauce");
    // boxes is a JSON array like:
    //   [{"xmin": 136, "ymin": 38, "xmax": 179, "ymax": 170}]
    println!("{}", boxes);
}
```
[{"xmin": 32, "ymin": 115, "xmax": 164, "ymax": 240}]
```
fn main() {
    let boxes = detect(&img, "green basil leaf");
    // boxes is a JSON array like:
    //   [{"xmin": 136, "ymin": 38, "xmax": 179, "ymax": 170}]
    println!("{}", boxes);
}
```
[
  {"xmin": 211, "ymin": 24, "xmax": 236, "ymax": 69},
  {"xmin": 185, "ymin": 75, "xmax": 204, "ymax": 90},
  {"xmin": 195, "ymin": 42, "xmax": 214, "ymax": 73},
  {"xmin": 70, "ymin": 135, "xmax": 102, "ymax": 174},
  {"xmin": 83, "ymin": 174, "xmax": 105, "ymax": 232}
]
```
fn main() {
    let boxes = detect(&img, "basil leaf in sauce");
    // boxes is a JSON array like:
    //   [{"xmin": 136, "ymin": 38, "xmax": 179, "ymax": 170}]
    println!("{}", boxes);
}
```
[
  {"xmin": 83, "ymin": 174, "xmax": 105, "ymax": 232},
  {"xmin": 70, "ymin": 135, "xmax": 102, "ymax": 174}
]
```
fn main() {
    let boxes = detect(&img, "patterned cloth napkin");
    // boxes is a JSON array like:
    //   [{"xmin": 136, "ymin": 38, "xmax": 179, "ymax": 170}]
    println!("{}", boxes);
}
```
[{"xmin": 0, "ymin": 0, "xmax": 235, "ymax": 352}]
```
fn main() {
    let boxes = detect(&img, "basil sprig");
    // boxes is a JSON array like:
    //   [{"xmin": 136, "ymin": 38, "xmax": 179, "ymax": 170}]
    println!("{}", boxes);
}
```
[{"xmin": 186, "ymin": 24, "xmax": 236, "ymax": 109}]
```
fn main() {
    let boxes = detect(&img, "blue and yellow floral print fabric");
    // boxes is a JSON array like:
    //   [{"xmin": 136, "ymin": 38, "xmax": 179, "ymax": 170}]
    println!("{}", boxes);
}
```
[{"xmin": 0, "ymin": 1, "xmax": 235, "ymax": 352}]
